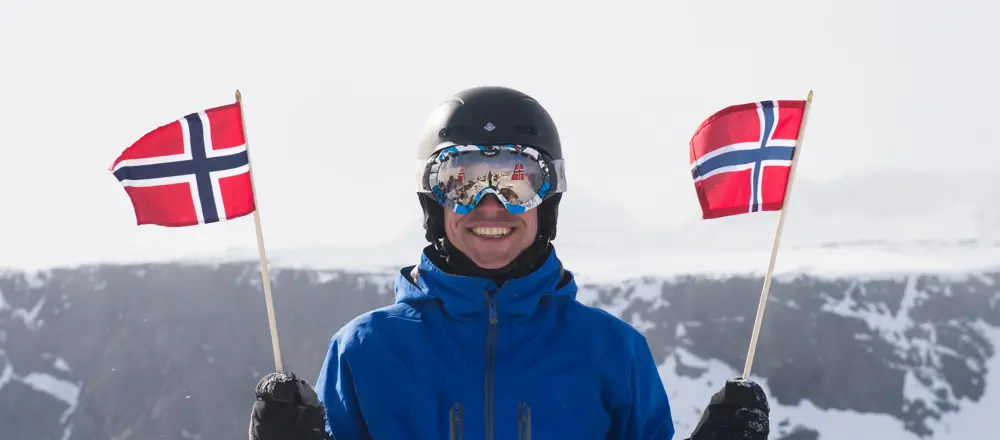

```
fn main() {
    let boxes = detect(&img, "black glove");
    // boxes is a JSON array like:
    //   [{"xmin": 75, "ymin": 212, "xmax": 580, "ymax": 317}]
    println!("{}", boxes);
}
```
[
  {"xmin": 249, "ymin": 372, "xmax": 331, "ymax": 440},
  {"xmin": 687, "ymin": 378, "xmax": 770, "ymax": 440}
]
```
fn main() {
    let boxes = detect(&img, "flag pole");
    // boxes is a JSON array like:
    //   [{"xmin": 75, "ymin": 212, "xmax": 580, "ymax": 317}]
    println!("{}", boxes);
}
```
[
  {"xmin": 235, "ymin": 89, "xmax": 285, "ymax": 374},
  {"xmin": 741, "ymin": 90, "xmax": 814, "ymax": 380}
]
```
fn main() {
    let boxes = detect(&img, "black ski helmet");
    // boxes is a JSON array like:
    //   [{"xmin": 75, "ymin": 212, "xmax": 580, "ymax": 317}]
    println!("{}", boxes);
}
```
[{"xmin": 416, "ymin": 86, "xmax": 565, "ymax": 244}]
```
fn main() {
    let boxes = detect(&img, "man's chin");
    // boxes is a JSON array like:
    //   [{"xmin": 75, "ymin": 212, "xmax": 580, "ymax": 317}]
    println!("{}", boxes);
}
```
[{"xmin": 465, "ymin": 249, "xmax": 518, "ymax": 270}]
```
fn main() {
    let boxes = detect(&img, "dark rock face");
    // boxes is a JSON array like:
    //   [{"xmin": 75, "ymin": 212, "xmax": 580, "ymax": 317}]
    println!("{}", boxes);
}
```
[
  {"xmin": 1, "ymin": 263, "xmax": 997, "ymax": 440},
  {"xmin": 582, "ymin": 272, "xmax": 1000, "ymax": 439}
]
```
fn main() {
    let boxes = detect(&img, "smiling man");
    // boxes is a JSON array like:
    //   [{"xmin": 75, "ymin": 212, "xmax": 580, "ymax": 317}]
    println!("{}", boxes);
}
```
[
  {"xmin": 445, "ymin": 192, "xmax": 536, "ymax": 269},
  {"xmin": 248, "ymin": 86, "xmax": 772, "ymax": 440}
]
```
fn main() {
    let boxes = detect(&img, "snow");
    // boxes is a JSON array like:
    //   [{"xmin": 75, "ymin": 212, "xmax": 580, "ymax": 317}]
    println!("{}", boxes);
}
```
[
  {"xmin": 0, "ymin": 171, "xmax": 997, "ymax": 277},
  {"xmin": 22, "ymin": 271, "xmax": 49, "ymax": 289},
  {"xmin": 315, "ymin": 271, "xmax": 342, "ymax": 283},
  {"xmin": 0, "ymin": 360, "xmax": 12, "ymax": 393},
  {"xmin": 0, "ymin": 288, "xmax": 47, "ymax": 331},
  {"xmin": 930, "ymin": 326, "xmax": 1000, "ymax": 439},
  {"xmin": 819, "ymin": 277, "xmax": 921, "ymax": 334},
  {"xmin": 10, "ymin": 223, "xmax": 969, "ymax": 292},
  {"xmin": 642, "ymin": 264, "xmax": 1000, "ymax": 439},
  {"xmin": 20, "ymin": 373, "xmax": 80, "ymax": 423},
  {"xmin": 628, "ymin": 312, "xmax": 656, "ymax": 333},
  {"xmin": 659, "ymin": 336, "xmax": 1000, "ymax": 440},
  {"xmin": 658, "ymin": 347, "xmax": 922, "ymax": 440},
  {"xmin": 0, "ymin": 170, "xmax": 995, "ymax": 439},
  {"xmin": 904, "ymin": 369, "xmax": 942, "ymax": 410},
  {"xmin": 1, "ymin": 282, "xmax": 81, "ymax": 437},
  {"xmin": 239, "ymin": 241, "xmax": 1000, "ymax": 285},
  {"xmin": 586, "ymin": 245, "xmax": 1000, "ymax": 283},
  {"xmin": 0, "ymin": 354, "xmax": 81, "ymax": 426},
  {"xmin": 53, "ymin": 357, "xmax": 72, "ymax": 373},
  {"xmin": 808, "ymin": 274, "xmax": 994, "ymax": 428}
]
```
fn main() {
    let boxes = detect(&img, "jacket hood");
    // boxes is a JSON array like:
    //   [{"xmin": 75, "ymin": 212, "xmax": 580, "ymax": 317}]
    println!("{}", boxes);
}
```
[{"xmin": 394, "ymin": 245, "xmax": 577, "ymax": 320}]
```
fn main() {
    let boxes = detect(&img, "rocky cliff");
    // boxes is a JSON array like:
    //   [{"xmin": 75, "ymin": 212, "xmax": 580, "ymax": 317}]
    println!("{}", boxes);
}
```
[{"xmin": 1, "ymin": 260, "xmax": 997, "ymax": 439}]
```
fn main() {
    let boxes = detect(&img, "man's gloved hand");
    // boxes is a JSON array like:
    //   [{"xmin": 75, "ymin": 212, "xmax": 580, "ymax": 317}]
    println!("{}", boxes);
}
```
[
  {"xmin": 249, "ymin": 372, "xmax": 331, "ymax": 440},
  {"xmin": 687, "ymin": 378, "xmax": 770, "ymax": 440}
]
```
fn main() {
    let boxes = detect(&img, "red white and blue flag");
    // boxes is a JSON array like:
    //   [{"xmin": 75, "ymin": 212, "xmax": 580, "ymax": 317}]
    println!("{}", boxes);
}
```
[
  {"xmin": 109, "ymin": 102, "xmax": 255, "ymax": 227},
  {"xmin": 689, "ymin": 99, "xmax": 806, "ymax": 219}
]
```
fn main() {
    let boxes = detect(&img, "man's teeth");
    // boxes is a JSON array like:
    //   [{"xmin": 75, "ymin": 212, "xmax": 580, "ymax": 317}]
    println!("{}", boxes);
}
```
[{"xmin": 472, "ymin": 227, "xmax": 511, "ymax": 237}]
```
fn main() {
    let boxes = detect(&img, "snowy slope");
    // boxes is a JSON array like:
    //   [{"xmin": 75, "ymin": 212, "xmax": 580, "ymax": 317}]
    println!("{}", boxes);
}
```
[
  {"xmin": 0, "ymin": 283, "xmax": 81, "ymax": 440},
  {"xmin": 1, "ymin": 260, "xmax": 998, "ymax": 439},
  {"xmin": 576, "ymin": 272, "xmax": 1000, "ymax": 439},
  {"xmin": 656, "ymin": 170, "xmax": 1000, "ymax": 252},
  {"xmin": 656, "ymin": 332, "xmax": 1000, "ymax": 440},
  {"xmin": 125, "ymin": 170, "xmax": 1000, "ymax": 282}
]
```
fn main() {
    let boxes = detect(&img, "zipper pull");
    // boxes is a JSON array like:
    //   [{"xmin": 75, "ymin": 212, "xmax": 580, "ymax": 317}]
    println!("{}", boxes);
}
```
[
  {"xmin": 484, "ymin": 288, "xmax": 498, "ymax": 324},
  {"xmin": 519, "ymin": 401, "xmax": 531, "ymax": 440},
  {"xmin": 450, "ymin": 403, "xmax": 462, "ymax": 440}
]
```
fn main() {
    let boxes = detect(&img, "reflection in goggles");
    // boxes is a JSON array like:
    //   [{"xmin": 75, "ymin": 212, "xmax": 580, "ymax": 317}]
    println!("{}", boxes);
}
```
[
  {"xmin": 417, "ymin": 144, "xmax": 566, "ymax": 214},
  {"xmin": 435, "ymin": 154, "xmax": 544, "ymax": 207}
]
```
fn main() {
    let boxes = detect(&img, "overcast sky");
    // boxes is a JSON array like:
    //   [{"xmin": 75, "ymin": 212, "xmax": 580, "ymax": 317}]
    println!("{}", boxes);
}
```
[{"xmin": 1, "ymin": 0, "xmax": 998, "ymax": 268}]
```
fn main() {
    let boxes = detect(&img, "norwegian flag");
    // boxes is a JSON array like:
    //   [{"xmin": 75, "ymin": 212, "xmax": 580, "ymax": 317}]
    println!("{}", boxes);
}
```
[
  {"xmin": 689, "ymin": 99, "xmax": 806, "ymax": 219},
  {"xmin": 511, "ymin": 162, "xmax": 526, "ymax": 181},
  {"xmin": 109, "ymin": 102, "xmax": 255, "ymax": 227}
]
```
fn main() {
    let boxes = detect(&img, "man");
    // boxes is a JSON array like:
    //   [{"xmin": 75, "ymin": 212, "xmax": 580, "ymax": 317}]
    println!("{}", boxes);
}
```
[{"xmin": 248, "ymin": 86, "xmax": 771, "ymax": 440}]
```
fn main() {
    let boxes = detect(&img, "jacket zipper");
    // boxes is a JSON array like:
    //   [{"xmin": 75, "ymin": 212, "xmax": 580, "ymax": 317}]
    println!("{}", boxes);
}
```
[
  {"xmin": 484, "ymin": 289, "xmax": 498, "ymax": 440},
  {"xmin": 449, "ymin": 402, "xmax": 463, "ymax": 440},
  {"xmin": 518, "ymin": 400, "xmax": 532, "ymax": 440}
]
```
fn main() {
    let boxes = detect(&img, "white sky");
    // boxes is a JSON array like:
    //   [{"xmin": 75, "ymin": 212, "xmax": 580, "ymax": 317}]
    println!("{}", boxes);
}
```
[{"xmin": 2, "ymin": 0, "xmax": 999, "ymax": 268}]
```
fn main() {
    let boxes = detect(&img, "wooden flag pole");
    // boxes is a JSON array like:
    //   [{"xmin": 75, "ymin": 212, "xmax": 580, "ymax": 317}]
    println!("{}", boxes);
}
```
[
  {"xmin": 741, "ymin": 90, "xmax": 814, "ymax": 380},
  {"xmin": 235, "ymin": 89, "xmax": 285, "ymax": 374}
]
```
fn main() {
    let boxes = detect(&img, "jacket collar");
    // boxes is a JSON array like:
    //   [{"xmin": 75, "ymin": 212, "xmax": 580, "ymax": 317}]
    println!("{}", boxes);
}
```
[{"xmin": 394, "ymin": 245, "xmax": 577, "ymax": 320}]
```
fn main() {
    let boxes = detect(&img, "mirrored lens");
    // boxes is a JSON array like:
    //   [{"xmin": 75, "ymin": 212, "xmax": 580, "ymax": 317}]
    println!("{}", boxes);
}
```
[{"xmin": 433, "ymin": 151, "xmax": 545, "ymax": 207}]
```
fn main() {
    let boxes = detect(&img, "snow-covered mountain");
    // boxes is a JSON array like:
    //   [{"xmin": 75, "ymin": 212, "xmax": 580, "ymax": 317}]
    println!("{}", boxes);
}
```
[
  {"xmin": 1, "ymin": 258, "xmax": 998, "ymax": 440},
  {"xmin": 2, "ymin": 170, "xmax": 999, "ymax": 439}
]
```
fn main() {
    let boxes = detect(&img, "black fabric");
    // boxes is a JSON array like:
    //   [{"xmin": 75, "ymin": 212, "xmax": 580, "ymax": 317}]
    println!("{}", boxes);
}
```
[
  {"xmin": 249, "ymin": 372, "xmax": 330, "ymax": 440},
  {"xmin": 419, "ymin": 193, "xmax": 446, "ymax": 243},
  {"xmin": 686, "ymin": 378, "xmax": 770, "ymax": 440},
  {"xmin": 537, "ymin": 192, "xmax": 561, "ymax": 241},
  {"xmin": 426, "ymin": 239, "xmax": 554, "ymax": 286}
]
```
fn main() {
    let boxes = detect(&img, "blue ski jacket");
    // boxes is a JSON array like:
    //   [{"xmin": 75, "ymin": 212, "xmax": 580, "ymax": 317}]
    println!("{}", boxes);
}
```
[{"xmin": 314, "ymin": 246, "xmax": 675, "ymax": 440}]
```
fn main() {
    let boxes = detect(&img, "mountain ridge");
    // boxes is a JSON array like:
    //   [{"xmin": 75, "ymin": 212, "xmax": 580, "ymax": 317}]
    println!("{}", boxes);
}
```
[{"xmin": 2, "ymin": 258, "xmax": 998, "ymax": 439}]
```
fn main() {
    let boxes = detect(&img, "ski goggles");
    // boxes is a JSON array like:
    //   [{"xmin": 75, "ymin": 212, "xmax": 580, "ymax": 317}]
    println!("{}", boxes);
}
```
[{"xmin": 416, "ymin": 144, "xmax": 567, "ymax": 214}]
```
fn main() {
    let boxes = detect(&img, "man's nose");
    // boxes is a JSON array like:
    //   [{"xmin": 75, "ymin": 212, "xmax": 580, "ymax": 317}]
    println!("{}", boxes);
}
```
[{"xmin": 474, "ymin": 194, "xmax": 506, "ymax": 213}]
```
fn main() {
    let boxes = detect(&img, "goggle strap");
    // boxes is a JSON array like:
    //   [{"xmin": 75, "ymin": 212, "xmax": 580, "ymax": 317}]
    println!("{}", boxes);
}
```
[{"xmin": 550, "ymin": 158, "xmax": 568, "ymax": 193}]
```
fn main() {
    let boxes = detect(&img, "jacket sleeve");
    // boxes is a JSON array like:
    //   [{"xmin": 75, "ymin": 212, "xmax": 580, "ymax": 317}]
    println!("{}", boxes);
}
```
[
  {"xmin": 314, "ymin": 333, "xmax": 371, "ymax": 440},
  {"xmin": 614, "ymin": 333, "xmax": 676, "ymax": 440}
]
